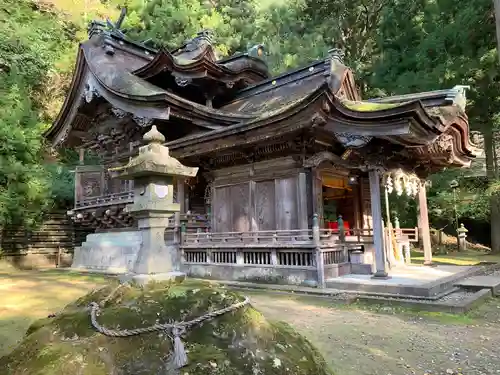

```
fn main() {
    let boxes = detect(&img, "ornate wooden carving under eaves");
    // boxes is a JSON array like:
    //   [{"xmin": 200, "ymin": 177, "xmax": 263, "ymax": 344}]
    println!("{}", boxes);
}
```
[
  {"xmin": 132, "ymin": 115, "xmax": 153, "ymax": 127},
  {"xmin": 311, "ymin": 113, "xmax": 327, "ymax": 128},
  {"xmin": 54, "ymin": 127, "xmax": 71, "ymax": 148},
  {"xmin": 303, "ymin": 151, "xmax": 353, "ymax": 169},
  {"xmin": 175, "ymin": 77, "xmax": 192, "ymax": 87},
  {"xmin": 83, "ymin": 80, "xmax": 100, "ymax": 103},
  {"xmin": 111, "ymin": 107, "xmax": 127, "ymax": 119},
  {"xmin": 334, "ymin": 132, "xmax": 372, "ymax": 148},
  {"xmin": 435, "ymin": 133, "xmax": 453, "ymax": 153},
  {"xmin": 110, "ymin": 107, "xmax": 153, "ymax": 127}
]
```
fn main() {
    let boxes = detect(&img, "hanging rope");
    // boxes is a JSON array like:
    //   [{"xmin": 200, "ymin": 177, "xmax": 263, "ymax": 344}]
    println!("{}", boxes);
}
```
[{"xmin": 89, "ymin": 288, "xmax": 250, "ymax": 369}]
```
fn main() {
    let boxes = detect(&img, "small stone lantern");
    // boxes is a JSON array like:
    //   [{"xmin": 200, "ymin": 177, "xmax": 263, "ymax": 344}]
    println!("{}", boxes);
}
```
[
  {"xmin": 109, "ymin": 125, "xmax": 198, "ymax": 285},
  {"xmin": 457, "ymin": 223, "xmax": 468, "ymax": 251}
]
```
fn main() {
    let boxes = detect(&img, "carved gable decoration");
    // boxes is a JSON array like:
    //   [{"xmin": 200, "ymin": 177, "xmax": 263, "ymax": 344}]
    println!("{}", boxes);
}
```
[{"xmin": 334, "ymin": 133, "xmax": 372, "ymax": 148}]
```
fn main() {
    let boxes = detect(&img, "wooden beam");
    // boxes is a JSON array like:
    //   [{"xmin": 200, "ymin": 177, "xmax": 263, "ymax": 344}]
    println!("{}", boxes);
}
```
[{"xmin": 311, "ymin": 168, "xmax": 324, "ymax": 227}]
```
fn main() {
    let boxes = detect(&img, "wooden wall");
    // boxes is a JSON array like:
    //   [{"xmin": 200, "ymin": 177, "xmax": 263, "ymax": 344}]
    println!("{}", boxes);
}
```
[
  {"xmin": 208, "ymin": 158, "xmax": 375, "ymax": 232},
  {"xmin": 211, "ymin": 157, "xmax": 309, "ymax": 232}
]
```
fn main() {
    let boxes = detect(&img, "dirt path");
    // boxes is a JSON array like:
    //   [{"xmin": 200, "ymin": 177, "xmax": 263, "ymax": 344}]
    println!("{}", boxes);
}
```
[
  {"xmin": 1, "ymin": 265, "xmax": 499, "ymax": 375},
  {"xmin": 250, "ymin": 293, "xmax": 500, "ymax": 375}
]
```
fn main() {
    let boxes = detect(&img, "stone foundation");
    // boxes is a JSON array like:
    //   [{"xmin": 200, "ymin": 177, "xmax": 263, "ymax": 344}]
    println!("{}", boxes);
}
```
[
  {"xmin": 324, "ymin": 263, "xmax": 351, "ymax": 278},
  {"xmin": 182, "ymin": 263, "xmax": 319, "ymax": 287},
  {"xmin": 72, "ymin": 231, "xmax": 141, "ymax": 273}
]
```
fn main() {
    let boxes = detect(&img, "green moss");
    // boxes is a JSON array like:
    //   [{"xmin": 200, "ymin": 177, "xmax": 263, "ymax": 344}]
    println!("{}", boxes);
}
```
[
  {"xmin": 341, "ymin": 98, "xmax": 402, "ymax": 112},
  {"xmin": 1, "ymin": 282, "xmax": 334, "ymax": 375}
]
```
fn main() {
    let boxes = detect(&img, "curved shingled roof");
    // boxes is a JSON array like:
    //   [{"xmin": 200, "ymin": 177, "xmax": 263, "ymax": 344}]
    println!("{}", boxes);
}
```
[{"xmin": 44, "ymin": 18, "xmax": 480, "ymax": 174}]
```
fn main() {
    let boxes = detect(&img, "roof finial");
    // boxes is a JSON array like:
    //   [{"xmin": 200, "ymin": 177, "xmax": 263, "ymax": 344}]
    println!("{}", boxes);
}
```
[
  {"xmin": 143, "ymin": 125, "xmax": 165, "ymax": 144},
  {"xmin": 196, "ymin": 29, "xmax": 214, "ymax": 44},
  {"xmin": 248, "ymin": 44, "xmax": 266, "ymax": 59},
  {"xmin": 328, "ymin": 48, "xmax": 345, "ymax": 64}
]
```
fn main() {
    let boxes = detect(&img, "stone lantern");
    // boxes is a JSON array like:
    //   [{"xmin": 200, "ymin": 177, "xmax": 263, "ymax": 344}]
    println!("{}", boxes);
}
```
[
  {"xmin": 109, "ymin": 125, "xmax": 198, "ymax": 285},
  {"xmin": 457, "ymin": 223, "xmax": 468, "ymax": 251}
]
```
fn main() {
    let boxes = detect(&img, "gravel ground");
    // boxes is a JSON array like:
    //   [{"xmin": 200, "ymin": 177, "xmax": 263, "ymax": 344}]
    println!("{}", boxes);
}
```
[{"xmin": 250, "ymin": 292, "xmax": 500, "ymax": 375}]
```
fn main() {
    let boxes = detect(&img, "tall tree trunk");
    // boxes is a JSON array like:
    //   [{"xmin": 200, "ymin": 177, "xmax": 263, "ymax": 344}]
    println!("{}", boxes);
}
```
[
  {"xmin": 484, "ymin": 125, "xmax": 500, "ymax": 252},
  {"xmin": 489, "ymin": 0, "xmax": 500, "ymax": 252},
  {"xmin": 494, "ymin": 0, "xmax": 500, "ymax": 61}
]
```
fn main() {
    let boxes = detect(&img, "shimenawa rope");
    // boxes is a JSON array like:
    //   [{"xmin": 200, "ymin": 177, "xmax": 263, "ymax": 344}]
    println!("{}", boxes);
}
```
[{"xmin": 89, "ymin": 290, "xmax": 250, "ymax": 369}]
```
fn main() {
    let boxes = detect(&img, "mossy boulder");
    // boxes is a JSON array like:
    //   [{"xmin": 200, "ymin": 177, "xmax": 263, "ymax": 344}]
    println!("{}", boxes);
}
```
[{"xmin": 1, "ymin": 281, "xmax": 334, "ymax": 375}]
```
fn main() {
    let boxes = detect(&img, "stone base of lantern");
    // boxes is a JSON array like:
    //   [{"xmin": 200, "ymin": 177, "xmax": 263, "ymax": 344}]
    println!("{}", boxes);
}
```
[
  {"xmin": 119, "ymin": 271, "xmax": 186, "ymax": 286},
  {"xmin": 71, "ymin": 231, "xmax": 142, "ymax": 274}
]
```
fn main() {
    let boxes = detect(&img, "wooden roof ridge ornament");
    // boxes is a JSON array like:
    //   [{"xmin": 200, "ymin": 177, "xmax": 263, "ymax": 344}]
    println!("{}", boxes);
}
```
[
  {"xmin": 323, "ymin": 47, "xmax": 373, "ymax": 148},
  {"xmin": 133, "ymin": 31, "xmax": 269, "ymax": 85},
  {"xmin": 325, "ymin": 47, "xmax": 361, "ymax": 101},
  {"xmin": 448, "ymin": 85, "xmax": 469, "ymax": 111},
  {"xmin": 180, "ymin": 30, "xmax": 216, "ymax": 58},
  {"xmin": 88, "ymin": 7, "xmax": 128, "ymax": 40},
  {"xmin": 109, "ymin": 125, "xmax": 198, "ymax": 179}
]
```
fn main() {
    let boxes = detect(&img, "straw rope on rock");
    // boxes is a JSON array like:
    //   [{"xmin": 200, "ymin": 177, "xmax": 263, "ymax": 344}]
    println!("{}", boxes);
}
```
[
  {"xmin": 1, "ymin": 281, "xmax": 335, "ymax": 375},
  {"xmin": 89, "ymin": 284, "xmax": 251, "ymax": 368}
]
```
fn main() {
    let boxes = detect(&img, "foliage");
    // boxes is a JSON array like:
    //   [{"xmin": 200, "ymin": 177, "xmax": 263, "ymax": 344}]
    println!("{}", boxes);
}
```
[
  {"xmin": 123, "ymin": 0, "xmax": 261, "ymax": 57},
  {"xmin": 1, "ymin": 0, "xmax": 497, "ymax": 239},
  {"xmin": 427, "ymin": 169, "xmax": 490, "ymax": 223},
  {"xmin": 366, "ymin": 0, "xmax": 500, "ymax": 247},
  {"xmin": 0, "ymin": 0, "xmax": 117, "ymax": 227},
  {"xmin": 0, "ymin": 0, "xmax": 72, "ymax": 227},
  {"xmin": 369, "ymin": 0, "xmax": 500, "ymax": 105},
  {"xmin": 0, "ymin": 75, "xmax": 51, "ymax": 227}
]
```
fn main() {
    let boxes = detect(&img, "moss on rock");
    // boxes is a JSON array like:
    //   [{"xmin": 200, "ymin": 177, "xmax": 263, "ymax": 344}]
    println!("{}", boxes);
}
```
[{"xmin": 1, "ymin": 281, "xmax": 334, "ymax": 375}]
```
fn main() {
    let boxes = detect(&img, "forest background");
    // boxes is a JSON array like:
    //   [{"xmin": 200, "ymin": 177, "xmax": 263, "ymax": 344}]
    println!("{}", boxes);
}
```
[{"xmin": 1, "ymin": 0, "xmax": 499, "ymax": 250}]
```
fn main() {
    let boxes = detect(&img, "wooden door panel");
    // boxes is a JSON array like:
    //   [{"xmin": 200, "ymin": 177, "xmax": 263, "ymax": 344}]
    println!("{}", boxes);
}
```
[
  {"xmin": 213, "ymin": 186, "xmax": 231, "ymax": 232},
  {"xmin": 275, "ymin": 177, "xmax": 299, "ymax": 230},
  {"xmin": 230, "ymin": 183, "xmax": 250, "ymax": 232},
  {"xmin": 255, "ymin": 180, "xmax": 276, "ymax": 231}
]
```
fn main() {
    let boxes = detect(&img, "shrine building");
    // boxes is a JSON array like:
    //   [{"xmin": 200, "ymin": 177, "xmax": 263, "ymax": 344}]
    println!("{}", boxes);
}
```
[{"xmin": 45, "ymin": 14, "xmax": 480, "ymax": 287}]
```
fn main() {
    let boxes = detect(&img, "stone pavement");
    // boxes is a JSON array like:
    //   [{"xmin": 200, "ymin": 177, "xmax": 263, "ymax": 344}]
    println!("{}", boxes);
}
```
[{"xmin": 455, "ymin": 275, "xmax": 500, "ymax": 296}]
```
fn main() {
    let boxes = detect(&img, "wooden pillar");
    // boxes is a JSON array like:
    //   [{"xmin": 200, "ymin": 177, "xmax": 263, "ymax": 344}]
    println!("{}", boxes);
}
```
[
  {"xmin": 298, "ymin": 172, "xmax": 309, "ymax": 230},
  {"xmin": 311, "ymin": 168, "xmax": 324, "ymax": 227},
  {"xmin": 177, "ymin": 179, "xmax": 186, "ymax": 213},
  {"xmin": 352, "ymin": 183, "xmax": 362, "ymax": 229},
  {"xmin": 418, "ymin": 181, "xmax": 433, "ymax": 266},
  {"xmin": 312, "ymin": 214, "xmax": 325, "ymax": 288},
  {"xmin": 128, "ymin": 142, "xmax": 134, "ymax": 192},
  {"xmin": 369, "ymin": 170, "xmax": 390, "ymax": 279},
  {"xmin": 78, "ymin": 148, "xmax": 85, "ymax": 165}
]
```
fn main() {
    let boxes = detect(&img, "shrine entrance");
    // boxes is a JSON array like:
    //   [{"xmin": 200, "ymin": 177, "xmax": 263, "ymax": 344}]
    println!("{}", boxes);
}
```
[{"xmin": 321, "ymin": 172, "xmax": 356, "ymax": 231}]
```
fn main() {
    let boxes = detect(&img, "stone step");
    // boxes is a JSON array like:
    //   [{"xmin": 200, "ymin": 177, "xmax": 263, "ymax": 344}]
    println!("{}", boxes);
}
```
[{"xmin": 454, "ymin": 275, "xmax": 500, "ymax": 296}]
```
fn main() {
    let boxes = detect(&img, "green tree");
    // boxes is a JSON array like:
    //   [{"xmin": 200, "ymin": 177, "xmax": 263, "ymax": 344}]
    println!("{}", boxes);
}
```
[
  {"xmin": 0, "ymin": 0, "xmax": 83, "ymax": 227},
  {"xmin": 123, "ymin": 0, "xmax": 261, "ymax": 57},
  {"xmin": 369, "ymin": 0, "xmax": 500, "ymax": 250}
]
